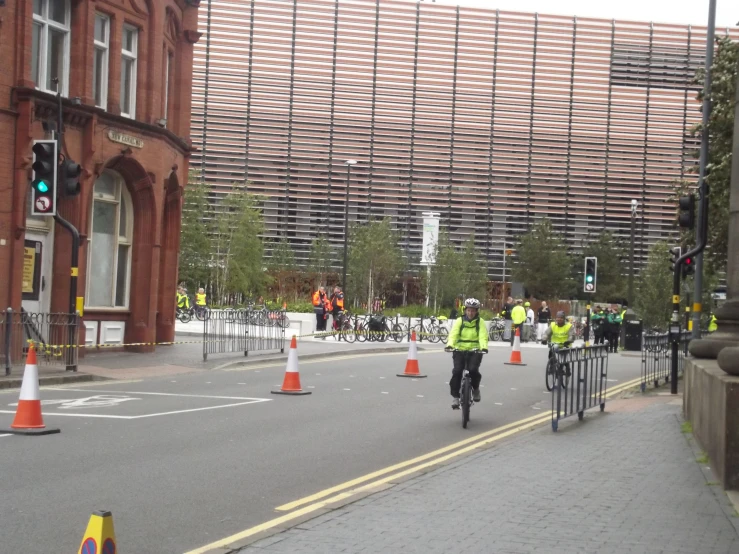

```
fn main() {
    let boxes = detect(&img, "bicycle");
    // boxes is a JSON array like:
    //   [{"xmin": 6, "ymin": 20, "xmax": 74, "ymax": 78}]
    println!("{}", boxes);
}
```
[
  {"xmin": 446, "ymin": 347, "xmax": 485, "ymax": 429},
  {"xmin": 488, "ymin": 317, "xmax": 504, "ymax": 341},
  {"xmin": 544, "ymin": 342, "xmax": 571, "ymax": 391},
  {"xmin": 332, "ymin": 310, "xmax": 356, "ymax": 343},
  {"xmin": 176, "ymin": 306, "xmax": 192, "ymax": 323}
]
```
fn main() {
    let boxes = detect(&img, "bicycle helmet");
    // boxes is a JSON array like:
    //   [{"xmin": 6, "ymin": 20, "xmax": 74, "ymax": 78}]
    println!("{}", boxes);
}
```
[
  {"xmin": 464, "ymin": 298, "xmax": 481, "ymax": 309},
  {"xmin": 524, "ymin": 302, "xmax": 531, "ymax": 307},
  {"xmin": 556, "ymin": 311, "xmax": 566, "ymax": 318}
]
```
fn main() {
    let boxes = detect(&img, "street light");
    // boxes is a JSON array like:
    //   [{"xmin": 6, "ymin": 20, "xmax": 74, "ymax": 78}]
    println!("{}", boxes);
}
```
[
  {"xmin": 343, "ymin": 160, "xmax": 357, "ymax": 303},
  {"xmin": 629, "ymin": 199, "xmax": 638, "ymax": 308}
]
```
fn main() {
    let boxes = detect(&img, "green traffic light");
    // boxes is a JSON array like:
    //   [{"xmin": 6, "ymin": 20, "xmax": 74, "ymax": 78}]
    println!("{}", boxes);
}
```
[
  {"xmin": 586, "ymin": 275, "xmax": 593, "ymax": 283},
  {"xmin": 34, "ymin": 180, "xmax": 49, "ymax": 193}
]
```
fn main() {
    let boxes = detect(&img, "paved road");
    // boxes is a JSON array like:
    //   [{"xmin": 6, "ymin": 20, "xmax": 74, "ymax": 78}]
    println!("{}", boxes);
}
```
[{"xmin": 0, "ymin": 346, "xmax": 642, "ymax": 553}]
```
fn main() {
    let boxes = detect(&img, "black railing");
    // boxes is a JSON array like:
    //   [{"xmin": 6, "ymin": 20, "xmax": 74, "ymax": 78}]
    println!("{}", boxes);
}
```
[
  {"xmin": 552, "ymin": 344, "xmax": 609, "ymax": 431},
  {"xmin": 641, "ymin": 331, "xmax": 691, "ymax": 391},
  {"xmin": 202, "ymin": 308, "xmax": 287, "ymax": 361},
  {"xmin": 1, "ymin": 308, "xmax": 80, "ymax": 373}
]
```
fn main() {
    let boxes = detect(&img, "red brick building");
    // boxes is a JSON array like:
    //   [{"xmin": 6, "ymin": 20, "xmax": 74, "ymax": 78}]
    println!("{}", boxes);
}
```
[{"xmin": 0, "ymin": 0, "xmax": 200, "ymax": 349}]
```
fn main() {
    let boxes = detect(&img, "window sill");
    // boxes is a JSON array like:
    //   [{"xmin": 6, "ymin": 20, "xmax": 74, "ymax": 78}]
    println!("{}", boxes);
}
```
[{"xmin": 83, "ymin": 307, "xmax": 130, "ymax": 313}]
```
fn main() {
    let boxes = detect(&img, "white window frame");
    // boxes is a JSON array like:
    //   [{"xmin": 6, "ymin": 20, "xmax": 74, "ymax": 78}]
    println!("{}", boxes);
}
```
[
  {"xmin": 85, "ymin": 172, "xmax": 133, "ymax": 310},
  {"xmin": 93, "ymin": 13, "xmax": 110, "ymax": 109},
  {"xmin": 163, "ymin": 50, "xmax": 171, "ymax": 125},
  {"xmin": 120, "ymin": 24, "xmax": 139, "ymax": 118},
  {"xmin": 32, "ymin": 0, "xmax": 71, "ymax": 96}
]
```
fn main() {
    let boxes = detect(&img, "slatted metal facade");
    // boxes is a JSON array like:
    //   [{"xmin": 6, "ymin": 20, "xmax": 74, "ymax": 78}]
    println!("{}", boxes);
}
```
[{"xmin": 191, "ymin": 0, "xmax": 736, "ymax": 280}]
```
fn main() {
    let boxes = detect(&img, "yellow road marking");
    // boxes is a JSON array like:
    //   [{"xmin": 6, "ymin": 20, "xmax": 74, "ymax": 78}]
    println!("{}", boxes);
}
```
[
  {"xmin": 275, "ymin": 410, "xmax": 550, "ymax": 512},
  {"xmin": 184, "ymin": 412, "xmax": 552, "ymax": 554}
]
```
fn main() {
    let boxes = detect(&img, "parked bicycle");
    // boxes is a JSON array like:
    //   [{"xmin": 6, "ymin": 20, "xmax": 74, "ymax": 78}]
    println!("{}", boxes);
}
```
[{"xmin": 488, "ymin": 317, "xmax": 504, "ymax": 341}]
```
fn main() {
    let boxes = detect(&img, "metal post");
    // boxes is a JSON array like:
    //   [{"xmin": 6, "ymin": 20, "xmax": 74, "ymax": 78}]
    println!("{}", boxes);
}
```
[
  {"xmin": 629, "ymin": 200, "xmax": 637, "ymax": 307},
  {"xmin": 4, "ymin": 307, "xmax": 12, "ymax": 376},
  {"xmin": 584, "ymin": 304, "xmax": 591, "ymax": 347},
  {"xmin": 53, "ymin": 213, "xmax": 79, "ymax": 372},
  {"xmin": 342, "ymin": 164, "xmax": 352, "ymax": 300},
  {"xmin": 692, "ymin": 0, "xmax": 717, "ymax": 339}
]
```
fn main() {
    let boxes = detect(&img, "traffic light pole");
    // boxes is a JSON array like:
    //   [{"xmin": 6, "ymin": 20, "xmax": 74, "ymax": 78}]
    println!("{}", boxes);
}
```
[
  {"xmin": 691, "ymin": 0, "xmax": 716, "ymax": 340},
  {"xmin": 52, "ymin": 85, "xmax": 81, "ymax": 371}
]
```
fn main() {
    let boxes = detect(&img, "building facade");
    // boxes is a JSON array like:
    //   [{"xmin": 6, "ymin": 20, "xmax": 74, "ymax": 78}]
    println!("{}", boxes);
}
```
[
  {"xmin": 0, "ymin": 0, "xmax": 201, "ymax": 348},
  {"xmin": 191, "ymin": 0, "xmax": 738, "ymax": 280}
]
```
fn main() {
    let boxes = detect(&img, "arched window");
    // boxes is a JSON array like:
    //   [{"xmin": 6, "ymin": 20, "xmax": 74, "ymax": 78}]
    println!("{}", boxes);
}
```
[{"xmin": 86, "ymin": 171, "xmax": 133, "ymax": 308}]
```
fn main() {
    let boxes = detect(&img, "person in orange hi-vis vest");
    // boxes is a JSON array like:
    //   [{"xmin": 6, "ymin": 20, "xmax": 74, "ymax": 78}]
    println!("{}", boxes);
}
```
[{"xmin": 312, "ymin": 286, "xmax": 331, "ymax": 337}]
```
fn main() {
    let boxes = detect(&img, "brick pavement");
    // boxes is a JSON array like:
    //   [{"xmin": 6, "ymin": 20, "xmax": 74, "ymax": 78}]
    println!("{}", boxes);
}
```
[{"xmin": 237, "ymin": 396, "xmax": 739, "ymax": 554}]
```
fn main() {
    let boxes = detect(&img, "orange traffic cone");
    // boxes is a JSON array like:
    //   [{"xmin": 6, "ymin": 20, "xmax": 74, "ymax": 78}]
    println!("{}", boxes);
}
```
[
  {"xmin": 272, "ymin": 336, "xmax": 312, "ymax": 395},
  {"xmin": 397, "ymin": 331, "xmax": 427, "ymax": 378},
  {"xmin": 0, "ymin": 345, "xmax": 60, "ymax": 436},
  {"xmin": 504, "ymin": 327, "xmax": 527, "ymax": 366}
]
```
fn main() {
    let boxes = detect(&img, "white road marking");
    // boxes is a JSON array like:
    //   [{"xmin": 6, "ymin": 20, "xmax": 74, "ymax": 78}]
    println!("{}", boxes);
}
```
[
  {"xmin": 343, "ymin": 388, "xmax": 351, "ymax": 391},
  {"xmin": 206, "ymin": 382, "xmax": 212, "ymax": 384},
  {"xmin": 237, "ymin": 383, "xmax": 247, "ymax": 385},
  {"xmin": 381, "ymin": 392, "xmax": 389, "ymax": 394},
  {"xmin": 54, "ymin": 389, "xmax": 263, "ymax": 400},
  {"xmin": 416, "ymin": 395, "xmax": 424, "ymax": 398},
  {"xmin": 532, "ymin": 407, "xmax": 541, "ymax": 410},
  {"xmin": 171, "ymin": 381, "xmax": 177, "ymax": 383},
  {"xmin": 10, "ymin": 395, "xmax": 140, "ymax": 410},
  {"xmin": 316, "ymin": 373, "xmax": 322, "ymax": 376},
  {"xmin": 306, "ymin": 386, "xmax": 316, "ymax": 389},
  {"xmin": 0, "ymin": 434, "xmax": 12, "ymax": 438},
  {"xmin": 510, "ymin": 388, "xmax": 517, "ymax": 391},
  {"xmin": 495, "ymin": 402, "xmax": 503, "ymax": 406},
  {"xmin": 379, "ymin": 377, "xmax": 386, "ymax": 379}
]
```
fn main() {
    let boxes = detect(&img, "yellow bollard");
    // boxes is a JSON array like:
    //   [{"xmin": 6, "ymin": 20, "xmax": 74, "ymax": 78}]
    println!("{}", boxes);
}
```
[{"xmin": 78, "ymin": 510, "xmax": 118, "ymax": 554}]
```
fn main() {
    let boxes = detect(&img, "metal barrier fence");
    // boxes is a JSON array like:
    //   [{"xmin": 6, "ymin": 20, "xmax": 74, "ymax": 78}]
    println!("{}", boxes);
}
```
[
  {"xmin": 641, "ymin": 331, "xmax": 691, "ymax": 391},
  {"xmin": 1, "ymin": 308, "xmax": 79, "ymax": 374},
  {"xmin": 552, "ymin": 344, "xmax": 609, "ymax": 431},
  {"xmin": 202, "ymin": 308, "xmax": 287, "ymax": 361}
]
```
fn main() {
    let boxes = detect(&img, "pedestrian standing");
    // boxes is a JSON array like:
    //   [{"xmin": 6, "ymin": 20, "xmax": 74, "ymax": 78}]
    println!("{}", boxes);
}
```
[
  {"xmin": 591, "ymin": 305, "xmax": 606, "ymax": 345},
  {"xmin": 312, "ymin": 286, "xmax": 331, "ymax": 337},
  {"xmin": 606, "ymin": 304, "xmax": 622, "ymax": 353},
  {"xmin": 537, "ymin": 301, "xmax": 551, "ymax": 341},
  {"xmin": 524, "ymin": 302, "xmax": 535, "ymax": 343},
  {"xmin": 510, "ymin": 299, "xmax": 527, "ymax": 345},
  {"xmin": 501, "ymin": 296, "xmax": 514, "ymax": 341}
]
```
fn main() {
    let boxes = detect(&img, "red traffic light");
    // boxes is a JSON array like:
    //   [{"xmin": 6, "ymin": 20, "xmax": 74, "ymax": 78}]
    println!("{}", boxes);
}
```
[{"xmin": 685, "ymin": 257, "xmax": 692, "ymax": 266}]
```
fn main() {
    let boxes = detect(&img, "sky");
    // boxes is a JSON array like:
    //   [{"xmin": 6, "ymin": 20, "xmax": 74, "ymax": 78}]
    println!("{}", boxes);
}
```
[{"xmin": 425, "ymin": 0, "xmax": 739, "ymax": 28}]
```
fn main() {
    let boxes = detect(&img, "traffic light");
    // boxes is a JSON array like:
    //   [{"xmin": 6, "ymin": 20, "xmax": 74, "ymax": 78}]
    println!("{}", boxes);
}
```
[
  {"xmin": 584, "ymin": 257, "xmax": 597, "ymax": 293},
  {"xmin": 59, "ymin": 158, "xmax": 82, "ymax": 196},
  {"xmin": 682, "ymin": 256, "xmax": 694, "ymax": 279},
  {"xmin": 670, "ymin": 246, "xmax": 681, "ymax": 272},
  {"xmin": 31, "ymin": 139, "xmax": 58, "ymax": 216},
  {"xmin": 678, "ymin": 194, "xmax": 695, "ymax": 229}
]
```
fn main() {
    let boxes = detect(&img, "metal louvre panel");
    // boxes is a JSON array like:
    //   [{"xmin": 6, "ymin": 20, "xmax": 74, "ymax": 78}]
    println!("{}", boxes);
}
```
[{"xmin": 192, "ymin": 0, "xmax": 739, "ymax": 278}]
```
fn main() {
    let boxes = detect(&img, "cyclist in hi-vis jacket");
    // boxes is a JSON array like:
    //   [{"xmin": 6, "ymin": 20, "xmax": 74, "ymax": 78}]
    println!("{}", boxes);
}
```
[{"xmin": 445, "ymin": 298, "xmax": 489, "ymax": 409}]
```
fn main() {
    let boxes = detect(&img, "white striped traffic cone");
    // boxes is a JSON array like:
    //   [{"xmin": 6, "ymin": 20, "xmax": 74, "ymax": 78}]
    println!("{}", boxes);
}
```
[
  {"xmin": 0, "ymin": 345, "xmax": 60, "ymax": 436},
  {"xmin": 272, "ymin": 336, "xmax": 312, "ymax": 395},
  {"xmin": 504, "ymin": 327, "xmax": 527, "ymax": 366},
  {"xmin": 397, "ymin": 331, "xmax": 427, "ymax": 377}
]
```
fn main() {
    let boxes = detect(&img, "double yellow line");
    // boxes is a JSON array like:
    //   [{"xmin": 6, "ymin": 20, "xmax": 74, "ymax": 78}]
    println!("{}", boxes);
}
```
[{"xmin": 184, "ymin": 374, "xmax": 645, "ymax": 554}]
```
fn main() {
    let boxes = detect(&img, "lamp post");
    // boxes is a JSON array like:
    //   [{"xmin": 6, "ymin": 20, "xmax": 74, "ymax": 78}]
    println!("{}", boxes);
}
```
[
  {"xmin": 343, "ymin": 160, "xmax": 357, "ymax": 303},
  {"xmin": 629, "ymin": 199, "xmax": 638, "ymax": 308}
]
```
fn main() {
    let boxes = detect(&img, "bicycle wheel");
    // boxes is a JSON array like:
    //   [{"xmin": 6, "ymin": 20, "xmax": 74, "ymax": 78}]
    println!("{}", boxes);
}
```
[
  {"xmin": 356, "ymin": 322, "xmax": 368, "ymax": 342},
  {"xmin": 437, "ymin": 326, "xmax": 449, "ymax": 344},
  {"xmin": 341, "ymin": 321, "xmax": 356, "ymax": 343},
  {"xmin": 545, "ymin": 357, "xmax": 557, "ymax": 392},
  {"xmin": 461, "ymin": 374, "xmax": 471, "ymax": 429},
  {"xmin": 195, "ymin": 307, "xmax": 207, "ymax": 321},
  {"xmin": 178, "ymin": 311, "xmax": 192, "ymax": 324}
]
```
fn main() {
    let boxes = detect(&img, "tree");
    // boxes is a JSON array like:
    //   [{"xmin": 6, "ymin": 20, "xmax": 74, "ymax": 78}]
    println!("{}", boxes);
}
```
[
  {"xmin": 512, "ymin": 219, "xmax": 575, "ymax": 300},
  {"xmin": 211, "ymin": 186, "xmax": 265, "ymax": 303},
  {"xmin": 457, "ymin": 236, "xmax": 488, "ymax": 303},
  {"xmin": 428, "ymin": 231, "xmax": 463, "ymax": 311},
  {"xmin": 689, "ymin": 36, "xmax": 738, "ymax": 274},
  {"xmin": 581, "ymin": 231, "xmax": 627, "ymax": 302},
  {"xmin": 309, "ymin": 236, "xmax": 335, "ymax": 285},
  {"xmin": 177, "ymin": 172, "xmax": 211, "ymax": 289},
  {"xmin": 634, "ymin": 242, "xmax": 673, "ymax": 330},
  {"xmin": 267, "ymin": 236, "xmax": 296, "ymax": 271},
  {"xmin": 347, "ymin": 219, "xmax": 404, "ymax": 308}
]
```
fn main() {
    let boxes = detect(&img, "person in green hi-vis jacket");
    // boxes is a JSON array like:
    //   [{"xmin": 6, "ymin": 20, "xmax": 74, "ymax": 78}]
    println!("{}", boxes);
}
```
[
  {"xmin": 591, "ymin": 305, "xmax": 606, "ymax": 345},
  {"xmin": 606, "ymin": 305, "xmax": 622, "ymax": 353}
]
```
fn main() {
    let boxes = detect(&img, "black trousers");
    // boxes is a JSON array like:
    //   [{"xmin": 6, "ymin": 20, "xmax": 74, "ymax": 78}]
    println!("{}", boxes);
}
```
[
  {"xmin": 608, "ymin": 327, "xmax": 620, "ymax": 352},
  {"xmin": 593, "ymin": 329, "xmax": 605, "ymax": 345},
  {"xmin": 315, "ymin": 311, "xmax": 327, "ymax": 332},
  {"xmin": 510, "ymin": 323, "xmax": 523, "ymax": 345},
  {"xmin": 450, "ymin": 351, "xmax": 483, "ymax": 398}
]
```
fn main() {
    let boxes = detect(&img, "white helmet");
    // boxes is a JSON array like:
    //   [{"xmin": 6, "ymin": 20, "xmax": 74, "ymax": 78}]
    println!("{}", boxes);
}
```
[{"xmin": 464, "ymin": 298, "xmax": 481, "ymax": 309}]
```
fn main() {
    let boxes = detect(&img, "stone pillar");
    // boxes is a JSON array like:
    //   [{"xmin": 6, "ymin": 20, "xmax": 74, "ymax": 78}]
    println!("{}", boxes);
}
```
[{"xmin": 690, "ymin": 56, "xmax": 739, "ymax": 374}]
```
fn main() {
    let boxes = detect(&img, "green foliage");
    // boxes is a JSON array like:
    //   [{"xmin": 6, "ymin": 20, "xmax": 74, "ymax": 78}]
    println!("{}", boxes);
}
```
[
  {"xmin": 212, "ymin": 186, "xmax": 266, "ymax": 300},
  {"xmin": 689, "ymin": 36, "xmax": 738, "ymax": 274},
  {"xmin": 634, "ymin": 242, "xmax": 673, "ymax": 330},
  {"xmin": 267, "ymin": 236, "xmax": 297, "ymax": 271},
  {"xmin": 177, "ymin": 173, "xmax": 211, "ymax": 289},
  {"xmin": 581, "ymin": 231, "xmax": 627, "ymax": 302},
  {"xmin": 681, "ymin": 421, "xmax": 693, "ymax": 434},
  {"xmin": 309, "ymin": 236, "xmax": 336, "ymax": 285},
  {"xmin": 512, "ymin": 219, "xmax": 575, "ymax": 299},
  {"xmin": 347, "ymin": 219, "xmax": 404, "ymax": 307}
]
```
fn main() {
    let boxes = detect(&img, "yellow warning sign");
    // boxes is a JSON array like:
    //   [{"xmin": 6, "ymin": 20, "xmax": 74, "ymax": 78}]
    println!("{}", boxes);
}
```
[
  {"xmin": 693, "ymin": 303, "xmax": 702, "ymax": 312},
  {"xmin": 672, "ymin": 295, "xmax": 680, "ymax": 304}
]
